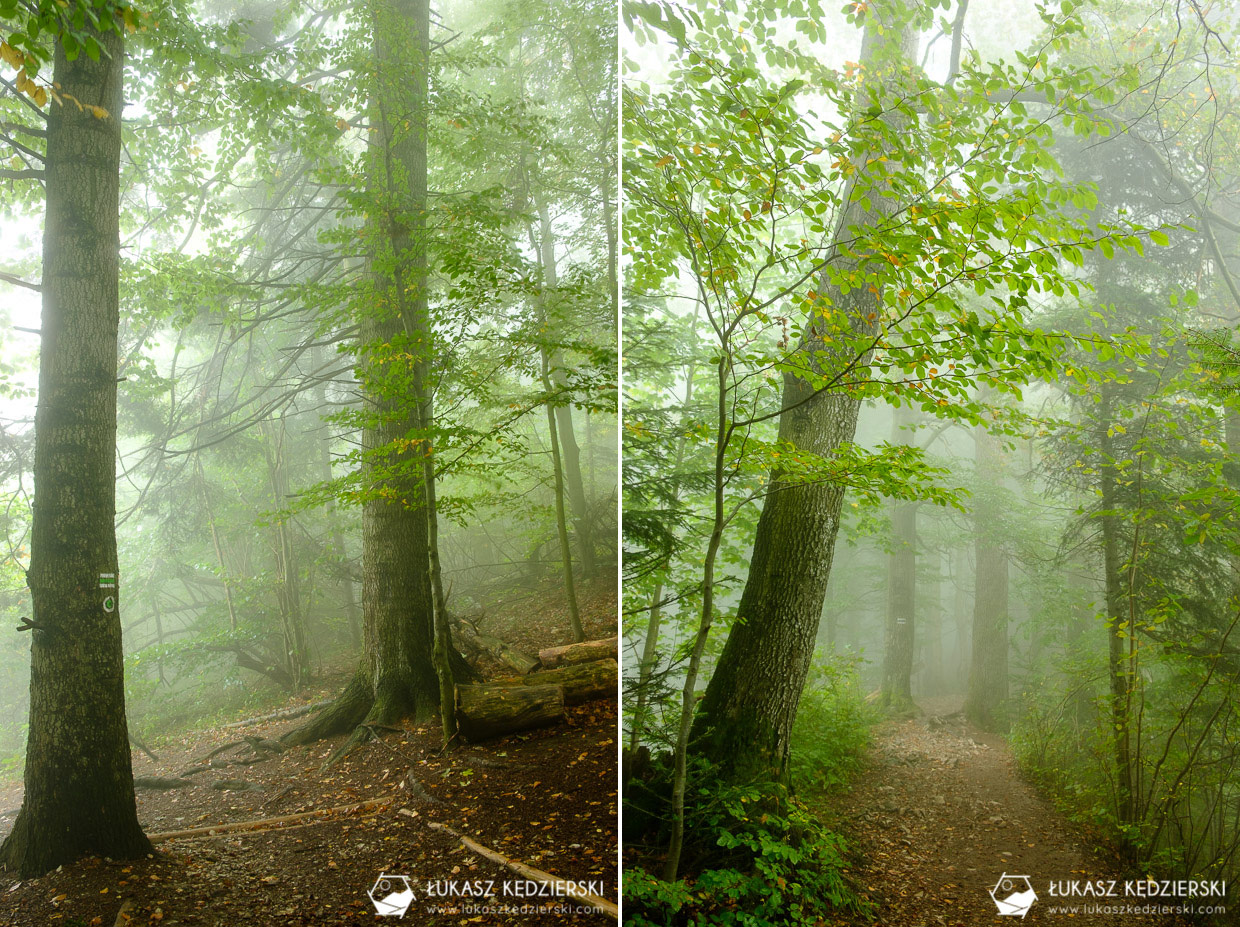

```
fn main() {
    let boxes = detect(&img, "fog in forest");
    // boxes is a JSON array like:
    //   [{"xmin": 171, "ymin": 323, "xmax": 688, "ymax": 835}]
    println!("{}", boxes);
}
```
[
  {"xmin": 623, "ymin": 0, "xmax": 1240, "ymax": 923},
  {"xmin": 0, "ymin": 0, "xmax": 618, "ymax": 917}
]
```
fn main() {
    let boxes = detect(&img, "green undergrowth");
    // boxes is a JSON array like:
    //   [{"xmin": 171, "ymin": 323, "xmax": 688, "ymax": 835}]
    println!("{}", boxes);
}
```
[
  {"xmin": 788, "ymin": 652, "xmax": 872, "ymax": 794},
  {"xmin": 625, "ymin": 652, "xmax": 873, "ymax": 927},
  {"xmin": 625, "ymin": 775, "xmax": 871, "ymax": 927}
]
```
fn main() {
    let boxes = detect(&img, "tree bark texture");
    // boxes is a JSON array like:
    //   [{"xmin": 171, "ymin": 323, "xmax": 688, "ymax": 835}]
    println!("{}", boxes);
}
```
[
  {"xmin": 690, "ymin": 7, "xmax": 919, "ymax": 782},
  {"xmin": 0, "ymin": 25, "xmax": 153, "ymax": 877},
  {"xmin": 357, "ymin": 0, "xmax": 439, "ymax": 726},
  {"xmin": 496, "ymin": 658, "xmax": 617, "ymax": 705},
  {"xmin": 539, "ymin": 636, "xmax": 617, "ymax": 668},
  {"xmin": 456, "ymin": 684, "xmax": 566, "ymax": 741}
]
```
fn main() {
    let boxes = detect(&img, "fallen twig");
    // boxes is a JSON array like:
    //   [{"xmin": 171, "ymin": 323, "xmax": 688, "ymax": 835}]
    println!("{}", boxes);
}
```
[
  {"xmin": 418, "ymin": 817, "xmax": 617, "ymax": 920},
  {"xmin": 147, "ymin": 794, "xmax": 397, "ymax": 844},
  {"xmin": 219, "ymin": 700, "xmax": 334, "ymax": 730}
]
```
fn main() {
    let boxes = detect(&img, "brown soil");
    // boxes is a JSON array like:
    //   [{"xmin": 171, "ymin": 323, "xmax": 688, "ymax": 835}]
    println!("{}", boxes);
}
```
[
  {"xmin": 824, "ymin": 696, "xmax": 1204, "ymax": 926},
  {"xmin": 0, "ymin": 576, "xmax": 617, "ymax": 926}
]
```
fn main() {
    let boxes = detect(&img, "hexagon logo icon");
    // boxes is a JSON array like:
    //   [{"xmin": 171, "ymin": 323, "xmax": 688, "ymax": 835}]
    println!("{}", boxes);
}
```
[
  {"xmin": 369, "ymin": 873, "xmax": 416, "ymax": 917},
  {"xmin": 990, "ymin": 873, "xmax": 1037, "ymax": 917}
]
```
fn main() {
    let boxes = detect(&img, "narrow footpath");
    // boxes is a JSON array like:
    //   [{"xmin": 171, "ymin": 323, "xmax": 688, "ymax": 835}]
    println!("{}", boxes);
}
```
[{"xmin": 823, "ymin": 697, "xmax": 1204, "ymax": 926}]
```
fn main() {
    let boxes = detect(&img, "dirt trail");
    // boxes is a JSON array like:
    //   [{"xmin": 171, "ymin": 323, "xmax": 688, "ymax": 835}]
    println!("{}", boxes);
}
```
[{"xmin": 824, "ymin": 697, "xmax": 1202, "ymax": 926}]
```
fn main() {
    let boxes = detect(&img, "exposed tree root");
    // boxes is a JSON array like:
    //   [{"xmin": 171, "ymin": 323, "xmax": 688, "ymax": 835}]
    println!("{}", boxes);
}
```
[
  {"xmin": 281, "ymin": 670, "xmax": 373, "ymax": 747},
  {"xmin": 282, "ymin": 653, "xmax": 477, "ymax": 762}
]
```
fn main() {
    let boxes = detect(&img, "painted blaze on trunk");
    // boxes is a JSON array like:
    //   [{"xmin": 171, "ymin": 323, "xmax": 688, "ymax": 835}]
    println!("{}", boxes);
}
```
[{"xmin": 0, "ymin": 25, "xmax": 152, "ymax": 877}]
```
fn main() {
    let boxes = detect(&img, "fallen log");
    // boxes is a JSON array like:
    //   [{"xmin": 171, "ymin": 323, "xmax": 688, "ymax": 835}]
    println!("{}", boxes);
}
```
[
  {"xmin": 456, "ymin": 621, "xmax": 539, "ymax": 675},
  {"xmin": 492, "ymin": 659, "xmax": 617, "ymax": 706},
  {"xmin": 537, "ymin": 636, "xmax": 616, "ymax": 669},
  {"xmin": 419, "ymin": 817, "xmax": 617, "ymax": 920},
  {"xmin": 134, "ymin": 776, "xmax": 194, "ymax": 791},
  {"xmin": 147, "ymin": 794, "xmax": 397, "ymax": 844},
  {"xmin": 455, "ymin": 683, "xmax": 564, "ymax": 742}
]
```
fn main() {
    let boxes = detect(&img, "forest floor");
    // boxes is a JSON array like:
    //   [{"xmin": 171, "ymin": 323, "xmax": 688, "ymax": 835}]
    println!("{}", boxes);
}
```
[
  {"xmin": 822, "ymin": 695, "xmax": 1204, "ymax": 926},
  {"xmin": 0, "ymin": 575, "xmax": 617, "ymax": 926}
]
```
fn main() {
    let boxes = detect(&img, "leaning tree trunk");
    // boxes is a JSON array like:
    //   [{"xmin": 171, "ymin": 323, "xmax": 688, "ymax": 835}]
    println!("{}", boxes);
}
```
[
  {"xmin": 0, "ymin": 24, "xmax": 152, "ymax": 877},
  {"xmin": 965, "ymin": 420, "xmax": 1009, "ymax": 731},
  {"xmin": 881, "ymin": 406, "xmax": 917, "ymax": 710},
  {"xmin": 689, "ymin": 6, "xmax": 919, "ymax": 784}
]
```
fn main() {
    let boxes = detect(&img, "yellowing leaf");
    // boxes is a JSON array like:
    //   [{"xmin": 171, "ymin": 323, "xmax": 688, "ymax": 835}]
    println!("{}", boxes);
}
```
[{"xmin": 653, "ymin": 155, "xmax": 674, "ymax": 168}]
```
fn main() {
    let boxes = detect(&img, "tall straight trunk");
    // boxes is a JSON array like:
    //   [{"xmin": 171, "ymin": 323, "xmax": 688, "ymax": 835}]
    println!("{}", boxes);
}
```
[
  {"xmin": 923, "ymin": 551, "xmax": 945, "ymax": 696},
  {"xmin": 628, "ymin": 304, "xmax": 701, "ymax": 755},
  {"xmin": 394, "ymin": 0, "xmax": 456, "ymax": 744},
  {"xmin": 285, "ymin": 0, "xmax": 439, "ymax": 748},
  {"xmin": 0, "ymin": 24, "xmax": 152, "ymax": 877},
  {"xmin": 1098, "ymin": 395, "xmax": 1135, "ymax": 841},
  {"xmin": 360, "ymin": 0, "xmax": 438, "ymax": 725},
  {"xmin": 953, "ymin": 546, "xmax": 970, "ymax": 679},
  {"xmin": 664, "ymin": 352, "xmax": 730, "ymax": 881},
  {"xmin": 196, "ymin": 454, "xmax": 239, "ymax": 631},
  {"xmin": 535, "ymin": 200, "xmax": 596, "ymax": 578},
  {"xmin": 542, "ymin": 352, "xmax": 586, "ymax": 642},
  {"xmin": 263, "ymin": 416, "xmax": 308, "ymax": 690},
  {"xmin": 690, "ymin": 6, "xmax": 918, "ymax": 782},
  {"xmin": 314, "ymin": 389, "xmax": 362, "ymax": 648},
  {"xmin": 965, "ymin": 422, "xmax": 1009, "ymax": 730},
  {"xmin": 881, "ymin": 406, "xmax": 916, "ymax": 709}
]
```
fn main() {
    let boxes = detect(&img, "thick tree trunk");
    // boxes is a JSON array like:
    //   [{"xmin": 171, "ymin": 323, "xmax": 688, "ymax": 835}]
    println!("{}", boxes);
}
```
[
  {"xmin": 690, "ymin": 7, "xmax": 918, "ymax": 783},
  {"xmin": 965, "ymin": 423, "xmax": 1009, "ymax": 731},
  {"xmin": 359, "ymin": 0, "xmax": 439, "ymax": 727},
  {"xmin": 288, "ymin": 0, "xmax": 440, "ymax": 747},
  {"xmin": 0, "ymin": 25, "xmax": 152, "ymax": 877},
  {"xmin": 881, "ymin": 407, "xmax": 917, "ymax": 709}
]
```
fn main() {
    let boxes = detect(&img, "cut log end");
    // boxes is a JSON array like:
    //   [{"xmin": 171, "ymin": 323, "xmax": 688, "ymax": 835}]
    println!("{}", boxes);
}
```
[
  {"xmin": 492, "ymin": 659, "xmax": 617, "ymax": 706},
  {"xmin": 537, "ymin": 636, "xmax": 617, "ymax": 669}
]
